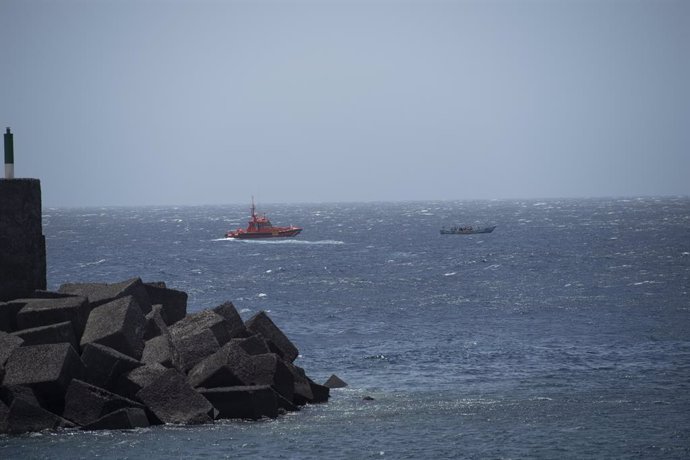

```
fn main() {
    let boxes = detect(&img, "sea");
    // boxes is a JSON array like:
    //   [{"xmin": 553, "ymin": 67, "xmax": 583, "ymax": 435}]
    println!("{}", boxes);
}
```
[{"xmin": 2, "ymin": 197, "xmax": 689, "ymax": 459}]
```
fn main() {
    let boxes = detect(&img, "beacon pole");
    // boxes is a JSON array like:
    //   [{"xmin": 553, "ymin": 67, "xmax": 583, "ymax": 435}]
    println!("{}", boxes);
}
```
[{"xmin": 4, "ymin": 127, "xmax": 14, "ymax": 179}]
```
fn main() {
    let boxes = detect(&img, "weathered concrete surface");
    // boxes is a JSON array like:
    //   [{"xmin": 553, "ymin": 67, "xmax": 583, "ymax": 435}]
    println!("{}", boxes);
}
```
[
  {"xmin": 141, "ymin": 334, "xmax": 177, "ymax": 368},
  {"xmin": 117, "ymin": 363, "xmax": 168, "ymax": 400},
  {"xmin": 14, "ymin": 296, "xmax": 90, "ymax": 338},
  {"xmin": 235, "ymin": 334, "xmax": 271, "ymax": 356},
  {"xmin": 324, "ymin": 374, "xmax": 348, "ymax": 388},
  {"xmin": 170, "ymin": 326, "xmax": 220, "ymax": 372},
  {"xmin": 62, "ymin": 379, "xmax": 144, "ymax": 426},
  {"xmin": 144, "ymin": 282, "xmax": 187, "ymax": 326},
  {"xmin": 171, "ymin": 310, "xmax": 234, "ymax": 348},
  {"xmin": 80, "ymin": 343, "xmax": 142, "ymax": 391},
  {"xmin": 0, "ymin": 301, "xmax": 24, "ymax": 332},
  {"xmin": 0, "ymin": 179, "xmax": 46, "ymax": 302},
  {"xmin": 80, "ymin": 296, "xmax": 146, "ymax": 360},
  {"xmin": 246, "ymin": 311, "xmax": 299, "ymax": 362},
  {"xmin": 3, "ymin": 343, "xmax": 84, "ymax": 408},
  {"xmin": 199, "ymin": 386, "xmax": 279, "ymax": 420},
  {"xmin": 186, "ymin": 344, "xmax": 244, "ymax": 389},
  {"xmin": 59, "ymin": 278, "xmax": 152, "ymax": 314},
  {"xmin": 0, "ymin": 331, "xmax": 23, "ymax": 367},
  {"xmin": 212, "ymin": 302, "xmax": 248, "ymax": 338},
  {"xmin": 135, "ymin": 368, "xmax": 215, "ymax": 425},
  {"xmin": 3, "ymin": 398, "xmax": 74, "ymax": 434},
  {"xmin": 82, "ymin": 407, "xmax": 150, "ymax": 431},
  {"xmin": 11, "ymin": 321, "xmax": 78, "ymax": 350}
]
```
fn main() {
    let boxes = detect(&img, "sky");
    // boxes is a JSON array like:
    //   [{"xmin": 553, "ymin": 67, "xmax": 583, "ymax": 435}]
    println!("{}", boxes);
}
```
[{"xmin": 1, "ymin": 0, "xmax": 689, "ymax": 207}]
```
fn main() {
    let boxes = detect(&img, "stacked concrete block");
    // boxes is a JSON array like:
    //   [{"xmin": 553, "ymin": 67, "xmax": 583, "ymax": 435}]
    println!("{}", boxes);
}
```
[{"xmin": 0, "ymin": 278, "xmax": 331, "ymax": 435}]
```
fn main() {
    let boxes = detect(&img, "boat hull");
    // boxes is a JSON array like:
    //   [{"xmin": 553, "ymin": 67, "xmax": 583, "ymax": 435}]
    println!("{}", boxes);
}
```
[
  {"xmin": 440, "ymin": 226, "xmax": 496, "ymax": 235},
  {"xmin": 226, "ymin": 228, "xmax": 302, "ymax": 239}
]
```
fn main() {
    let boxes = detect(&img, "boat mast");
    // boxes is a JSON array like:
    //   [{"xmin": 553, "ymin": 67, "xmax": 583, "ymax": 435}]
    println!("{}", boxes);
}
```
[{"xmin": 251, "ymin": 196, "xmax": 256, "ymax": 219}]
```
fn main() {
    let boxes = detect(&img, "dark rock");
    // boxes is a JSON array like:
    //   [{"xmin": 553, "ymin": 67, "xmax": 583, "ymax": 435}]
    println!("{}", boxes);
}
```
[
  {"xmin": 3, "ymin": 398, "xmax": 75, "ymax": 434},
  {"xmin": 212, "ymin": 302, "xmax": 248, "ymax": 338},
  {"xmin": 308, "ymin": 378, "xmax": 330, "ymax": 403},
  {"xmin": 135, "ymin": 368, "xmax": 215, "ymax": 425},
  {"xmin": 80, "ymin": 295, "xmax": 146, "ymax": 360},
  {"xmin": 324, "ymin": 374, "xmax": 348, "ymax": 388},
  {"xmin": 62, "ymin": 379, "xmax": 144, "ymax": 427},
  {"xmin": 143, "ymin": 282, "xmax": 187, "ymax": 326},
  {"xmin": 246, "ymin": 354, "xmax": 295, "ymax": 403},
  {"xmin": 0, "ymin": 330, "xmax": 23, "ymax": 366},
  {"xmin": 80, "ymin": 343, "xmax": 142, "ymax": 391},
  {"xmin": 59, "ymin": 278, "xmax": 152, "ymax": 315},
  {"xmin": 116, "ymin": 363, "xmax": 168, "ymax": 400},
  {"xmin": 12, "ymin": 321, "xmax": 78, "ymax": 350},
  {"xmin": 170, "ymin": 325, "xmax": 220, "ymax": 372},
  {"xmin": 13, "ymin": 296, "xmax": 90, "ymax": 338},
  {"xmin": 3, "ymin": 343, "xmax": 84, "ymax": 412},
  {"xmin": 245, "ymin": 311, "xmax": 299, "ymax": 362},
  {"xmin": 82, "ymin": 407, "xmax": 150, "ymax": 431},
  {"xmin": 198, "ymin": 385, "xmax": 279, "ymax": 420}
]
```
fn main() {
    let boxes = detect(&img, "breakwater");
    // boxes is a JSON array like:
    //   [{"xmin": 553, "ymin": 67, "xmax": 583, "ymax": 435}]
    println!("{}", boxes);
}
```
[{"xmin": 1, "ymin": 277, "xmax": 333, "ymax": 433}]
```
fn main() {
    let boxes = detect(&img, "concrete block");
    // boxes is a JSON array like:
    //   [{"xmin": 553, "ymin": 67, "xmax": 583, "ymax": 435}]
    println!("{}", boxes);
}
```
[
  {"xmin": 80, "ymin": 295, "xmax": 146, "ymax": 360},
  {"xmin": 245, "ymin": 311, "xmax": 299, "ymax": 362},
  {"xmin": 0, "ymin": 330, "xmax": 23, "ymax": 366},
  {"xmin": 0, "ymin": 301, "xmax": 24, "ymax": 332},
  {"xmin": 59, "ymin": 278, "xmax": 152, "ymax": 315},
  {"xmin": 186, "ymin": 345, "xmax": 244, "ymax": 389},
  {"xmin": 0, "ymin": 384, "xmax": 40, "ymax": 407},
  {"xmin": 135, "ymin": 368, "xmax": 214, "ymax": 425},
  {"xmin": 199, "ymin": 385, "xmax": 278, "ymax": 420},
  {"xmin": 144, "ymin": 304, "xmax": 168, "ymax": 340},
  {"xmin": 12, "ymin": 321, "xmax": 78, "ymax": 350},
  {"xmin": 141, "ymin": 334, "xmax": 177, "ymax": 367},
  {"xmin": 3, "ymin": 398, "xmax": 74, "ymax": 434},
  {"xmin": 116, "ymin": 363, "xmax": 168, "ymax": 400},
  {"xmin": 308, "ymin": 378, "xmax": 330, "ymax": 403},
  {"xmin": 3, "ymin": 343, "xmax": 84, "ymax": 411},
  {"xmin": 324, "ymin": 374, "xmax": 348, "ymax": 388},
  {"xmin": 80, "ymin": 343, "xmax": 142, "ymax": 391},
  {"xmin": 284, "ymin": 362, "xmax": 314, "ymax": 405},
  {"xmin": 144, "ymin": 282, "xmax": 187, "ymax": 326},
  {"xmin": 62, "ymin": 379, "xmax": 144, "ymax": 427},
  {"xmin": 235, "ymin": 334, "xmax": 271, "ymax": 356},
  {"xmin": 212, "ymin": 302, "xmax": 248, "ymax": 338},
  {"xmin": 14, "ymin": 296, "xmax": 90, "ymax": 338},
  {"xmin": 82, "ymin": 407, "xmax": 150, "ymax": 431},
  {"xmin": 171, "ymin": 310, "xmax": 233, "ymax": 347},
  {"xmin": 170, "ymin": 325, "xmax": 220, "ymax": 372}
]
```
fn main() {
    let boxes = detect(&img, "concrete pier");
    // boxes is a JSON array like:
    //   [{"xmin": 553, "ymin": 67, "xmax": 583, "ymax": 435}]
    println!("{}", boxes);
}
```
[{"xmin": 0, "ymin": 178, "xmax": 47, "ymax": 301}]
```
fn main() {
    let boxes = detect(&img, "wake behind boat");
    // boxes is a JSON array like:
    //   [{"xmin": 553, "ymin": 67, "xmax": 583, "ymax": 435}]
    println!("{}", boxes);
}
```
[
  {"xmin": 225, "ymin": 199, "xmax": 302, "ymax": 239},
  {"xmin": 440, "ymin": 225, "xmax": 496, "ymax": 235}
]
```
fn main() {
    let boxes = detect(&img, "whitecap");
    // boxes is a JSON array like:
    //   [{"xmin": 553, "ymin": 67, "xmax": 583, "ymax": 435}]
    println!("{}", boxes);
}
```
[{"xmin": 444, "ymin": 272, "xmax": 457, "ymax": 277}]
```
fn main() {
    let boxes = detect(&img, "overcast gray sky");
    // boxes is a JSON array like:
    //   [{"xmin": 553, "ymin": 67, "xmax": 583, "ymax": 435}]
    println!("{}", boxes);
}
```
[{"xmin": 2, "ymin": 0, "xmax": 689, "ymax": 207}]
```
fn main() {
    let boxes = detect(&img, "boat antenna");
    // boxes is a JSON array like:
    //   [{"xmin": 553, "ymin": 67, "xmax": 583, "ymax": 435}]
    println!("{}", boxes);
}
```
[{"xmin": 251, "ymin": 196, "xmax": 256, "ymax": 218}]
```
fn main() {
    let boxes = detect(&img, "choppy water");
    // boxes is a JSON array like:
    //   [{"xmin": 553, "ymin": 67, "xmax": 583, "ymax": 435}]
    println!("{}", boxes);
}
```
[{"xmin": 3, "ymin": 197, "xmax": 690, "ymax": 459}]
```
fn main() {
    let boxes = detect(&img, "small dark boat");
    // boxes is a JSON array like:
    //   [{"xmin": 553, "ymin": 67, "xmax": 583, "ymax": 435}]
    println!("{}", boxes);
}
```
[
  {"xmin": 440, "ymin": 225, "xmax": 496, "ymax": 235},
  {"xmin": 225, "ymin": 199, "xmax": 302, "ymax": 239}
]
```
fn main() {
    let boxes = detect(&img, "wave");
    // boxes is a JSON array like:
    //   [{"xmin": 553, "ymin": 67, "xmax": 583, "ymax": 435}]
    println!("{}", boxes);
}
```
[{"xmin": 77, "ymin": 258, "xmax": 106, "ymax": 268}]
